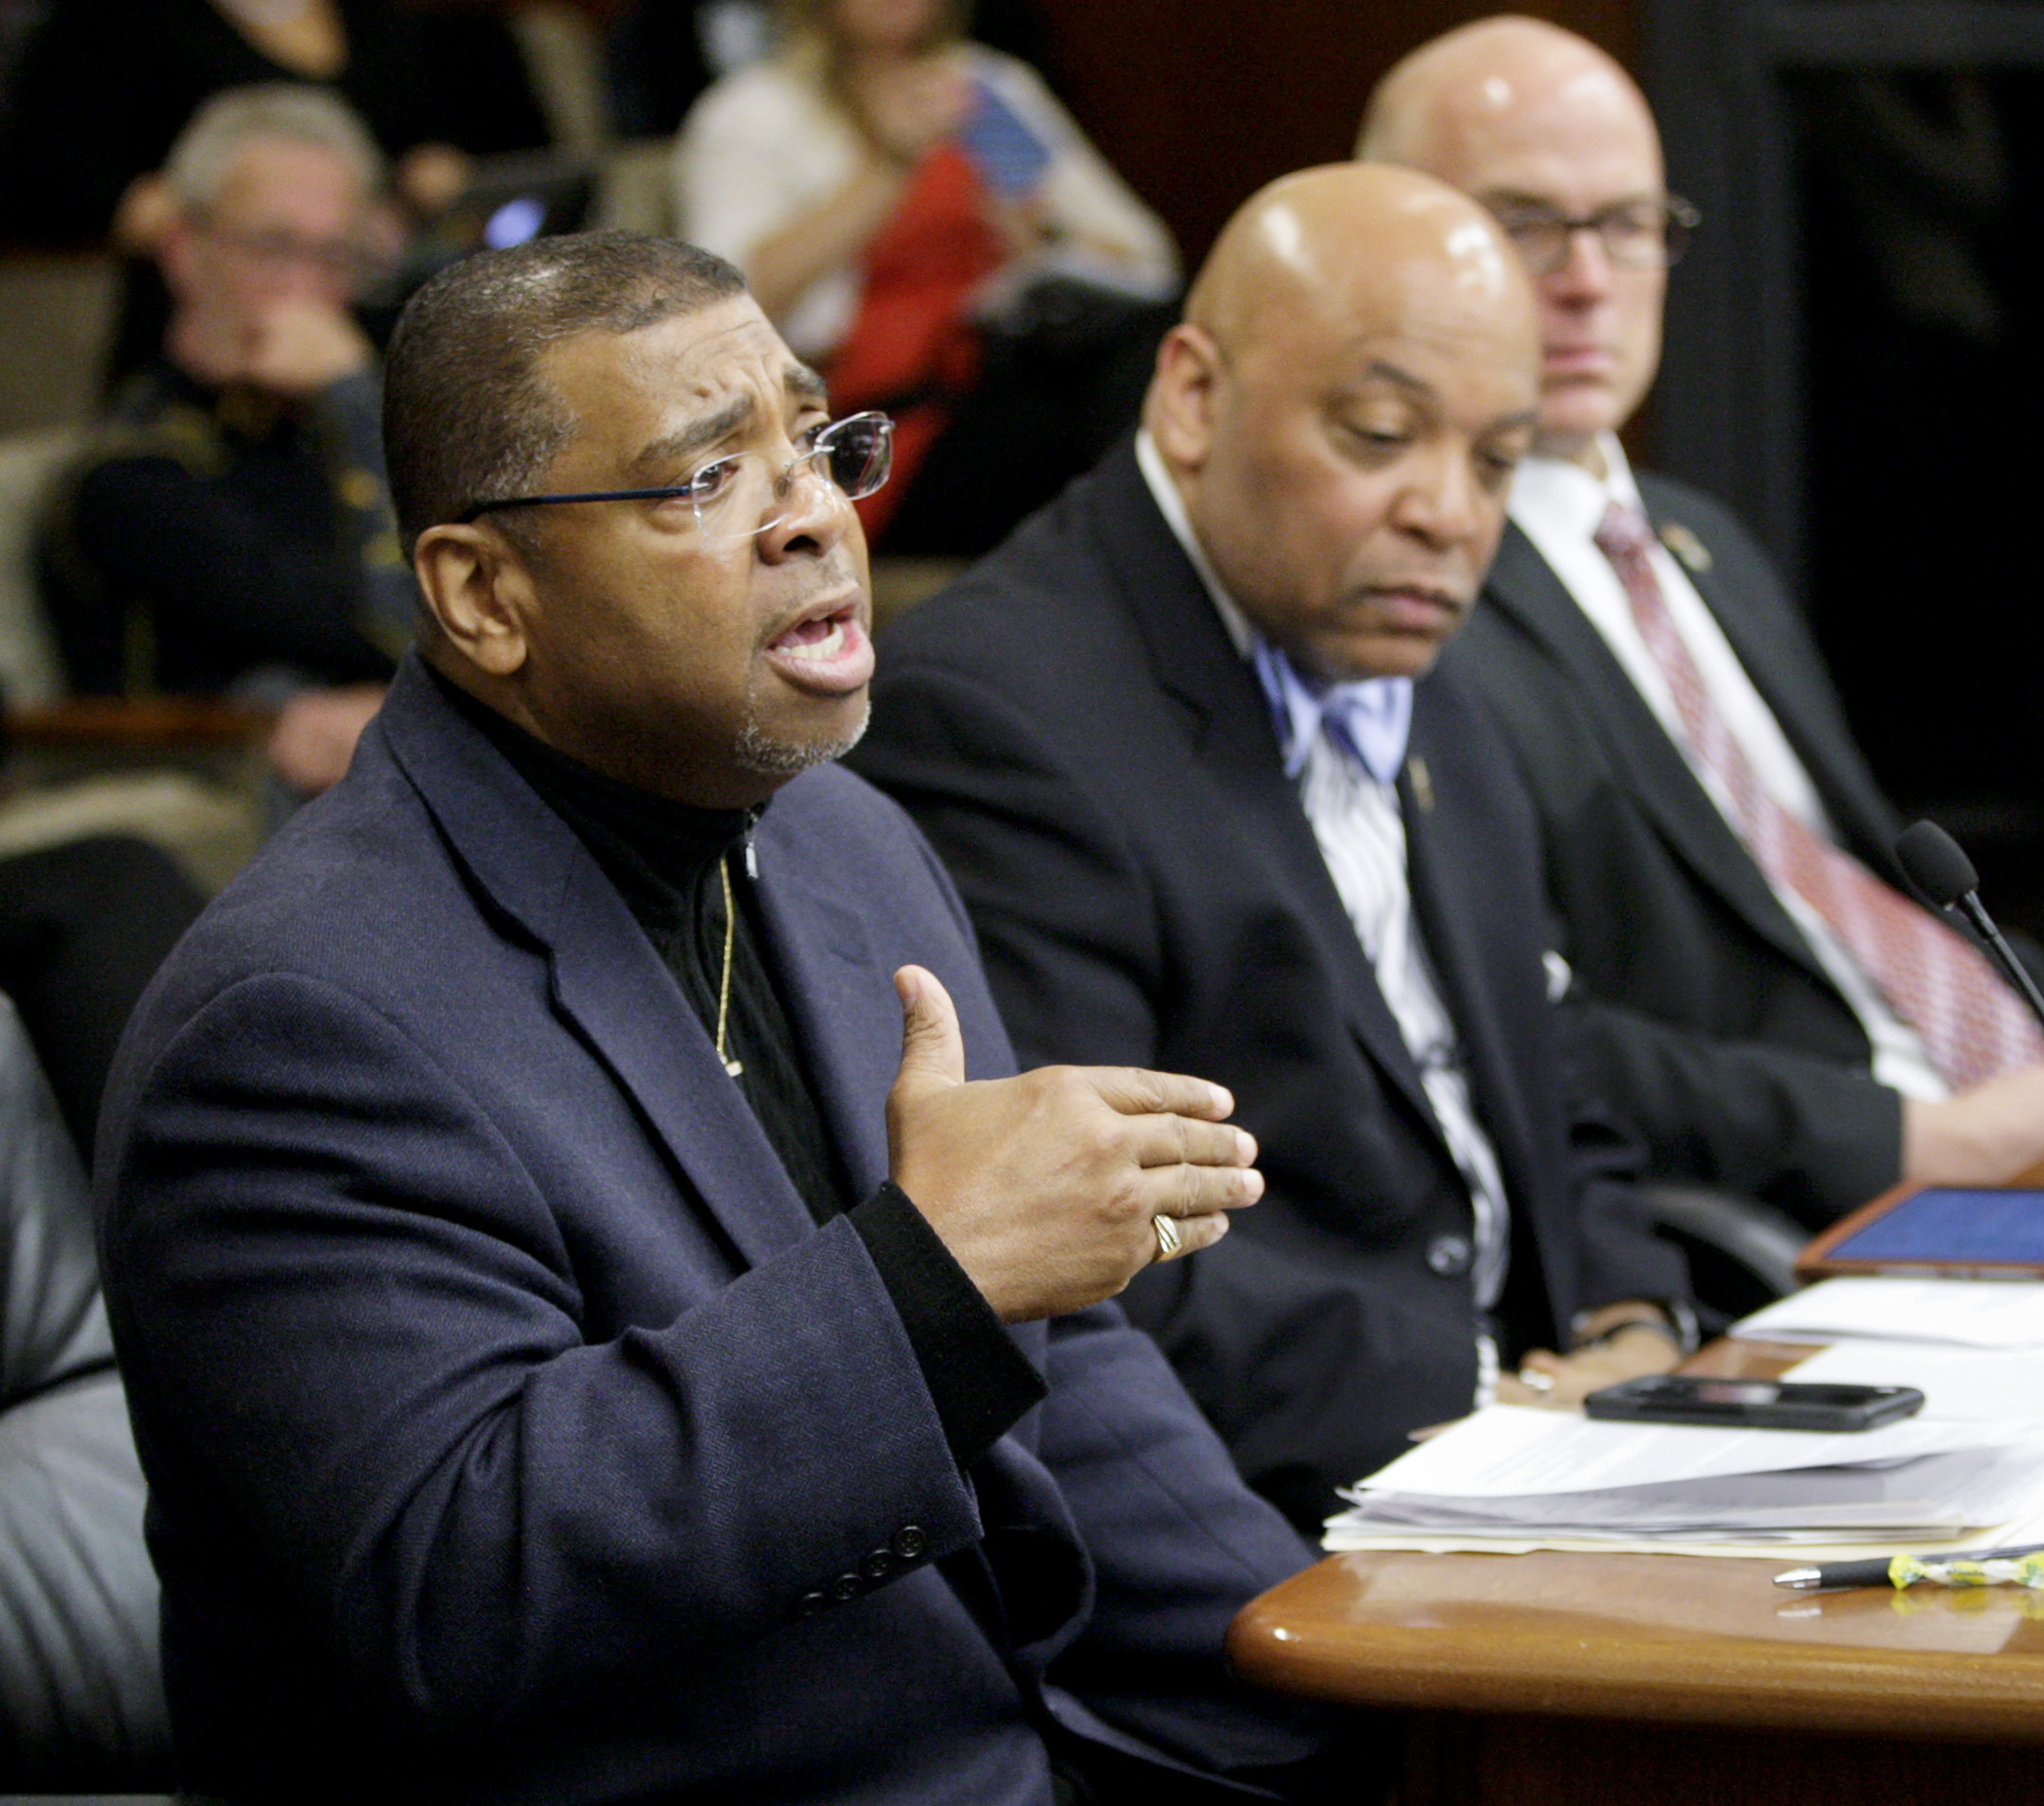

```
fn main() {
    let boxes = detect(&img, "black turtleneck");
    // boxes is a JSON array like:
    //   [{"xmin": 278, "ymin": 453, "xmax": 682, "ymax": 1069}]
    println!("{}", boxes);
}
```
[{"xmin": 430, "ymin": 668, "xmax": 1044, "ymax": 1467}]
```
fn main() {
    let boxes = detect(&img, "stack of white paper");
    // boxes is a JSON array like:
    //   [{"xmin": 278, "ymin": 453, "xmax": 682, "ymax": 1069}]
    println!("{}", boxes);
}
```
[
  {"xmin": 1734, "ymin": 1276, "xmax": 2044, "ymax": 1348},
  {"xmin": 1323, "ymin": 1406, "xmax": 2044, "ymax": 1551},
  {"xmin": 1783, "ymin": 1338, "xmax": 2044, "ymax": 1421},
  {"xmin": 1324, "ymin": 1275, "xmax": 2044, "ymax": 1557}
]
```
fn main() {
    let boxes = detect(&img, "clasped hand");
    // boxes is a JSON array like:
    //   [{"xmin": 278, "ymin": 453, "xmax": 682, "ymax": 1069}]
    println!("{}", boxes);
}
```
[
  {"xmin": 1494, "ymin": 1322, "xmax": 1681, "ymax": 1410},
  {"xmin": 886, "ymin": 966, "xmax": 1262, "ymax": 1323}
]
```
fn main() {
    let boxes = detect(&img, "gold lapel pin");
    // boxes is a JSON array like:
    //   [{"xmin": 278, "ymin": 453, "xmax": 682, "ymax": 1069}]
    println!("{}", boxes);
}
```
[
  {"xmin": 1407, "ymin": 755, "xmax": 1436, "ymax": 814},
  {"xmin": 1659, "ymin": 521, "xmax": 1713, "ymax": 574}
]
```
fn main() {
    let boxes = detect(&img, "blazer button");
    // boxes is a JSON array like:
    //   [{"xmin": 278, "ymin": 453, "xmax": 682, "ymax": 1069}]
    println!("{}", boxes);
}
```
[
  {"xmin": 1426, "ymin": 1234, "xmax": 1473, "ymax": 1277},
  {"xmin": 795, "ymin": 1590, "xmax": 829, "ymax": 1617},
  {"xmin": 860, "ymin": 1547, "xmax": 894, "ymax": 1581},
  {"xmin": 829, "ymin": 1571, "xmax": 863, "ymax": 1603},
  {"xmin": 892, "ymin": 1525, "xmax": 928, "ymax": 1561}
]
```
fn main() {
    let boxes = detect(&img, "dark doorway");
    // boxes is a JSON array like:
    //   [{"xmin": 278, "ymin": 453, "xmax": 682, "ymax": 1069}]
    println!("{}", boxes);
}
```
[
  {"xmin": 1793, "ymin": 68, "xmax": 2044, "ymax": 832},
  {"xmin": 1649, "ymin": 2, "xmax": 2044, "ymax": 934}
]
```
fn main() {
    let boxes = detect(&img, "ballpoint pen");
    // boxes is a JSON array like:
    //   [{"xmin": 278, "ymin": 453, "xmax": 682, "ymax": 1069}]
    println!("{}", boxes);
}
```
[{"xmin": 1774, "ymin": 1544, "xmax": 2044, "ymax": 1591}]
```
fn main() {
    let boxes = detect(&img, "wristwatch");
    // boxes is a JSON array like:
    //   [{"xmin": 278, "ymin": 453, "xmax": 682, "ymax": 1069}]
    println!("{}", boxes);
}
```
[{"xmin": 1569, "ymin": 1300, "xmax": 1701, "ymax": 1359}]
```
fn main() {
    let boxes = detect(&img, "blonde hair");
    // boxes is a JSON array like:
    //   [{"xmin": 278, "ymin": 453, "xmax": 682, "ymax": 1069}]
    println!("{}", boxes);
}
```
[{"xmin": 775, "ymin": 0, "xmax": 967, "ymax": 121}]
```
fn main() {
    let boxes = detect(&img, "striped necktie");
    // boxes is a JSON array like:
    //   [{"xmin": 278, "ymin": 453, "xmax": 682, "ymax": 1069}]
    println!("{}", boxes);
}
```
[
  {"xmin": 1251, "ymin": 640, "xmax": 1412, "ymax": 785},
  {"xmin": 1594, "ymin": 500, "xmax": 2042, "ymax": 1089}
]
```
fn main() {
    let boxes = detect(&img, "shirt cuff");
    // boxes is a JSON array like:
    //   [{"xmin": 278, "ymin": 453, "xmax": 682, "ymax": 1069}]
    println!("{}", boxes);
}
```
[{"xmin": 850, "ymin": 1181, "xmax": 1047, "ymax": 1468}]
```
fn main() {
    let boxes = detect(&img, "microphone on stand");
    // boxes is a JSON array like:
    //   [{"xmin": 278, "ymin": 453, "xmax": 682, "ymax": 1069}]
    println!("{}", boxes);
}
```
[{"xmin": 1895, "ymin": 819, "xmax": 2044, "ymax": 1038}]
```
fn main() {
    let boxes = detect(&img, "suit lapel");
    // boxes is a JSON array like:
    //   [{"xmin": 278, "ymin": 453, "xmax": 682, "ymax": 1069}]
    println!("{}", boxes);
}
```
[
  {"xmin": 1483, "ymin": 525, "xmax": 1830, "ymax": 981},
  {"xmin": 1083, "ymin": 447, "xmax": 1439, "ymax": 1133},
  {"xmin": 379, "ymin": 660, "xmax": 818, "ymax": 1271},
  {"xmin": 1399, "ymin": 691, "xmax": 1575, "ymax": 1316},
  {"xmin": 1398, "ymin": 699, "xmax": 1543, "ymax": 1201},
  {"xmin": 748, "ymin": 828, "xmax": 898, "ymax": 1200},
  {"xmin": 1637, "ymin": 478, "xmax": 1901, "ymax": 876}
]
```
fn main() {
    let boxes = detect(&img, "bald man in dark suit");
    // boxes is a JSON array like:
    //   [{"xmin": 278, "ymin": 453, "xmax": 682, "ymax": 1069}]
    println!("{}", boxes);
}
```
[
  {"xmin": 1362, "ymin": 17, "xmax": 2044, "ymax": 1226},
  {"xmin": 854, "ymin": 166, "xmax": 1690, "ymax": 1534}
]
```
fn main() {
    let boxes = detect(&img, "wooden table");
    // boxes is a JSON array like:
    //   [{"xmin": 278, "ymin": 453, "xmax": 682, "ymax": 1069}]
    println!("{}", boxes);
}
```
[{"xmin": 1227, "ymin": 1342, "xmax": 2044, "ymax": 1804}]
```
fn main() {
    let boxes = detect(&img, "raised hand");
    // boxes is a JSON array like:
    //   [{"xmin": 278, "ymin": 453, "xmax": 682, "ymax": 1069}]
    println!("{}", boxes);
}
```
[
  {"xmin": 265, "ymin": 683, "xmax": 386, "ymax": 796},
  {"xmin": 1499, "ymin": 1322, "xmax": 1680, "ymax": 1411},
  {"xmin": 885, "ymin": 965, "xmax": 1261, "ymax": 1322},
  {"xmin": 238, "ymin": 299, "xmax": 373, "ymax": 398}
]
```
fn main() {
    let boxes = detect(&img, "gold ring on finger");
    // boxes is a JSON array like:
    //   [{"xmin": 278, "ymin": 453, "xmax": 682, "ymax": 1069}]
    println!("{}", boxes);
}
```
[{"xmin": 1152, "ymin": 1212, "xmax": 1183, "ymax": 1262}]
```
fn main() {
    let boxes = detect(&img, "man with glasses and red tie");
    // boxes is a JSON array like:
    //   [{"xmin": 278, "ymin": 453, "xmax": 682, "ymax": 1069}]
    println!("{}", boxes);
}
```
[
  {"xmin": 42, "ymin": 85, "xmax": 406, "ymax": 795},
  {"xmin": 94, "ymin": 230, "xmax": 1345, "ymax": 1804},
  {"xmin": 1361, "ymin": 17, "xmax": 2044, "ymax": 1227}
]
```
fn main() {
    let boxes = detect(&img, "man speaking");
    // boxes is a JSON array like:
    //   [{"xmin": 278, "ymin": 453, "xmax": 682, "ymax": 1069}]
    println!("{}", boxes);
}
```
[{"xmin": 94, "ymin": 233, "xmax": 1335, "ymax": 1803}]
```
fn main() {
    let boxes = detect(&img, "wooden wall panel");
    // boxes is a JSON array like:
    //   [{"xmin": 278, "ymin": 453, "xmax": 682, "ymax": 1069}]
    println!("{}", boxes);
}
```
[{"xmin": 1032, "ymin": 1, "xmax": 1640, "ymax": 264}]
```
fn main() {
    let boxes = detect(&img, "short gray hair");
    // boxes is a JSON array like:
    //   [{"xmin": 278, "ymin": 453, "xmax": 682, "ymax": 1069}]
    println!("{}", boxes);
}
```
[{"xmin": 164, "ymin": 84, "xmax": 384, "ymax": 213}]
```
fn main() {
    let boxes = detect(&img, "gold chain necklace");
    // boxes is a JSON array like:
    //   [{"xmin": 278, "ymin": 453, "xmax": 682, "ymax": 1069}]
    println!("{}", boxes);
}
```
[{"xmin": 714, "ymin": 853, "xmax": 744, "ymax": 1079}]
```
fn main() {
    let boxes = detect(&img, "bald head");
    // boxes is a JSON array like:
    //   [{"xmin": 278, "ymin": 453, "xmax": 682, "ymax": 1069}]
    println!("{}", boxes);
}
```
[
  {"xmin": 1180, "ymin": 163, "xmax": 1528, "ymax": 362},
  {"xmin": 1143, "ymin": 163, "xmax": 1538, "ymax": 683},
  {"xmin": 1358, "ymin": 17, "xmax": 1672, "ymax": 461},
  {"xmin": 1359, "ymin": 17, "xmax": 1656, "ymax": 180}
]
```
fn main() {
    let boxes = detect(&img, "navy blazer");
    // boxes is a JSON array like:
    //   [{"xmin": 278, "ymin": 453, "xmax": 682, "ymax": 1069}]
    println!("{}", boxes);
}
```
[
  {"xmin": 95, "ymin": 657, "xmax": 1325, "ymax": 1804},
  {"xmin": 1448, "ymin": 475, "xmax": 1913, "ymax": 1222},
  {"xmin": 851, "ymin": 443, "xmax": 1686, "ymax": 1532}
]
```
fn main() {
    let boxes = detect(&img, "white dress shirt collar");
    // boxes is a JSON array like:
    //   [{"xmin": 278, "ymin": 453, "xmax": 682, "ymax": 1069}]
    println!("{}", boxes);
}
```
[
  {"xmin": 1134, "ymin": 429, "xmax": 1255, "ymax": 655},
  {"xmin": 1510, "ymin": 429, "xmax": 1647, "ymax": 545}
]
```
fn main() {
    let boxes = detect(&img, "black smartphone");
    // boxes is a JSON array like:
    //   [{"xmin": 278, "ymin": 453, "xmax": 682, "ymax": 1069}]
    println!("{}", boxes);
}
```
[{"xmin": 1584, "ymin": 1375, "xmax": 1926, "ymax": 1432}]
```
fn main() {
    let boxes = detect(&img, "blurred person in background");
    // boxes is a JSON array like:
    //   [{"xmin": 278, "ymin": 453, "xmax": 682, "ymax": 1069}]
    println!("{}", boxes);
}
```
[
  {"xmin": 39, "ymin": 86, "xmax": 414, "ymax": 800},
  {"xmin": 0, "ymin": 0, "xmax": 534, "ymax": 251},
  {"xmin": 0, "ymin": 0, "xmax": 554, "ymax": 395},
  {"xmin": 674, "ymin": 0, "xmax": 1180, "ymax": 554},
  {"xmin": 602, "ymin": 0, "xmax": 1055, "ymax": 138}
]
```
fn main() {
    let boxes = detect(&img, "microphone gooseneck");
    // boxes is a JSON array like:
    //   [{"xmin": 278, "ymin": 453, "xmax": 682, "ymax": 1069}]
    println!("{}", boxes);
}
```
[{"xmin": 1896, "ymin": 819, "xmax": 2044, "ymax": 1039}]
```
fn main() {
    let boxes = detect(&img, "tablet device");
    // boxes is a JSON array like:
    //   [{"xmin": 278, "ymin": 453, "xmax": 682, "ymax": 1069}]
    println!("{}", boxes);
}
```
[
  {"xmin": 1796, "ymin": 1185, "xmax": 2044, "ymax": 1281},
  {"xmin": 960, "ymin": 79, "xmax": 1052, "ymax": 200}
]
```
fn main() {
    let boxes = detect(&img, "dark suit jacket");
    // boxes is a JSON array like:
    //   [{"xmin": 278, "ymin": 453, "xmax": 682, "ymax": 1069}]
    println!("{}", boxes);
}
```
[
  {"xmin": 850, "ymin": 444, "xmax": 1685, "ymax": 1532},
  {"xmin": 1447, "ymin": 472, "xmax": 1914, "ymax": 1225},
  {"xmin": 93, "ymin": 656, "xmax": 1326, "ymax": 1805}
]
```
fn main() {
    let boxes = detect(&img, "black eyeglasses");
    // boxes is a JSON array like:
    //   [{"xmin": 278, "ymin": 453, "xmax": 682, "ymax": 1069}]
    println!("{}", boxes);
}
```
[
  {"xmin": 457, "ymin": 412, "xmax": 894, "ymax": 540},
  {"xmin": 1482, "ymin": 195, "xmax": 1700, "ymax": 276}
]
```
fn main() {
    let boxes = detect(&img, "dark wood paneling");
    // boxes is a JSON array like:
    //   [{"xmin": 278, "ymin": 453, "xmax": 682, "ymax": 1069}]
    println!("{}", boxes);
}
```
[{"xmin": 1031, "ymin": 1, "xmax": 1641, "ymax": 264}]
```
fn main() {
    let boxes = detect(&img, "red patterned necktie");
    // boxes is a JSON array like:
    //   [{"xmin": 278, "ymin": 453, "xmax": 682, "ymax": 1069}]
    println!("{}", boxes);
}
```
[{"xmin": 1594, "ymin": 500, "xmax": 2042, "ymax": 1089}]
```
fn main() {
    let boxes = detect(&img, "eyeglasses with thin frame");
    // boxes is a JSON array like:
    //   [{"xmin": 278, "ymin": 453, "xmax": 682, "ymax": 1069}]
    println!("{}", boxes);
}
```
[
  {"xmin": 198, "ymin": 218, "xmax": 390, "ymax": 295},
  {"xmin": 1481, "ymin": 194, "xmax": 1700, "ymax": 277},
  {"xmin": 456, "ymin": 411, "xmax": 894, "ymax": 539}
]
